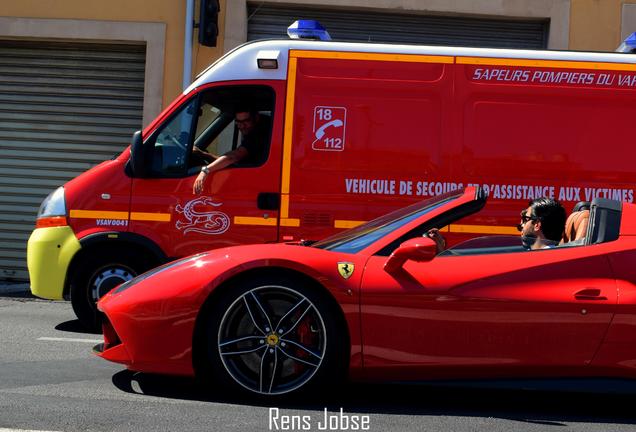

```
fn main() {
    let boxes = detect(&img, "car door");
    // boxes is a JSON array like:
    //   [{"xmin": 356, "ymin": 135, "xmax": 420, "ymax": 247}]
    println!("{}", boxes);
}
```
[
  {"xmin": 360, "ymin": 244, "xmax": 617, "ymax": 380},
  {"xmin": 129, "ymin": 82, "xmax": 284, "ymax": 258}
]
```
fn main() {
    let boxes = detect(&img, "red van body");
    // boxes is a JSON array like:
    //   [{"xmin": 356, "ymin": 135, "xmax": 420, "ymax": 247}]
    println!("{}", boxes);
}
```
[{"xmin": 27, "ymin": 38, "xmax": 636, "ymax": 328}]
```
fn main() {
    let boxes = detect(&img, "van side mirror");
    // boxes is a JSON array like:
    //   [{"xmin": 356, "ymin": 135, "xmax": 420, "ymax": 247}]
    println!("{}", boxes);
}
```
[
  {"xmin": 129, "ymin": 130, "xmax": 147, "ymax": 177},
  {"xmin": 384, "ymin": 237, "xmax": 437, "ymax": 273}
]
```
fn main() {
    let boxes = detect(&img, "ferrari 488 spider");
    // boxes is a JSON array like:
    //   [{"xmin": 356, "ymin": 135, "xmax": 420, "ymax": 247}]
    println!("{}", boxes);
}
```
[{"xmin": 95, "ymin": 186, "xmax": 636, "ymax": 398}]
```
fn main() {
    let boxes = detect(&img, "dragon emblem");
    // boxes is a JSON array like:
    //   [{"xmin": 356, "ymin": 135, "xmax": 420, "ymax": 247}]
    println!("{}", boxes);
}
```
[{"xmin": 175, "ymin": 196, "xmax": 230, "ymax": 235}]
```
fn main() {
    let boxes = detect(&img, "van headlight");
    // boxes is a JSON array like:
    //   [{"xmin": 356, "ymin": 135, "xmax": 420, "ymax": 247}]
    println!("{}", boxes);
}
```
[{"xmin": 36, "ymin": 187, "xmax": 68, "ymax": 228}]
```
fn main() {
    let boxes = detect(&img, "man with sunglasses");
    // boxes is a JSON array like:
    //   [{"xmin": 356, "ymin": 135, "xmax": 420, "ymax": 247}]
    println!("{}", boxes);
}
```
[
  {"xmin": 193, "ymin": 107, "xmax": 271, "ymax": 194},
  {"xmin": 427, "ymin": 196, "xmax": 566, "ymax": 253},
  {"xmin": 518, "ymin": 197, "xmax": 566, "ymax": 250}
]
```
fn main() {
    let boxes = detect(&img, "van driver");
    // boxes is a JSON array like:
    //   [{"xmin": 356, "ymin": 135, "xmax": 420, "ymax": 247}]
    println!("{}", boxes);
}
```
[{"xmin": 192, "ymin": 107, "xmax": 271, "ymax": 194}]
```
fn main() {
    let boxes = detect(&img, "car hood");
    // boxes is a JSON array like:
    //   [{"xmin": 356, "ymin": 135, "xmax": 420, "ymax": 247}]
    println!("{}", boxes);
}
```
[{"xmin": 97, "ymin": 242, "xmax": 361, "ymax": 313}]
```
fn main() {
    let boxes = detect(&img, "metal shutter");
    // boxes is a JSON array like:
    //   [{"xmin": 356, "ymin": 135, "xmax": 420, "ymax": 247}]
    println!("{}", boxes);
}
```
[
  {"xmin": 247, "ymin": 4, "xmax": 548, "ymax": 49},
  {"xmin": 0, "ymin": 40, "xmax": 146, "ymax": 281}
]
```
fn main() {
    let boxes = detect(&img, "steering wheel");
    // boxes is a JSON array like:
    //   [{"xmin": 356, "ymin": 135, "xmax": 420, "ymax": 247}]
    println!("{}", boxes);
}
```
[{"xmin": 189, "ymin": 150, "xmax": 210, "ymax": 167}]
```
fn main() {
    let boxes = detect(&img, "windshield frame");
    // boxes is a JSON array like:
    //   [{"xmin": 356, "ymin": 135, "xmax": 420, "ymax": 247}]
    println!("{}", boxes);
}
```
[{"xmin": 312, "ymin": 189, "xmax": 466, "ymax": 254}]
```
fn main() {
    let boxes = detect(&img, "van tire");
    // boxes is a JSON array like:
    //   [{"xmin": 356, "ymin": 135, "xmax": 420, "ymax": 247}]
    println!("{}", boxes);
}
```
[{"xmin": 70, "ymin": 251, "xmax": 148, "ymax": 332}]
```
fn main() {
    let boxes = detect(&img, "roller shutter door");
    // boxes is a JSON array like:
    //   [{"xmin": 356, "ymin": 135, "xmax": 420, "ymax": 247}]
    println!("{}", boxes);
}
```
[
  {"xmin": 0, "ymin": 40, "xmax": 146, "ymax": 281},
  {"xmin": 247, "ymin": 4, "xmax": 548, "ymax": 49}
]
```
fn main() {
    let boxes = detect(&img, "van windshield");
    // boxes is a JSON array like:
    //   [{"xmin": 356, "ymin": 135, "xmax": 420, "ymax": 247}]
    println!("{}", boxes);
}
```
[{"xmin": 312, "ymin": 190, "xmax": 464, "ymax": 254}]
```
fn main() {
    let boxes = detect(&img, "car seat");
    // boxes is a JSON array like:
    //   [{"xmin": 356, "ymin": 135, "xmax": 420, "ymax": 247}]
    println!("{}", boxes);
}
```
[{"xmin": 560, "ymin": 210, "xmax": 590, "ymax": 244}]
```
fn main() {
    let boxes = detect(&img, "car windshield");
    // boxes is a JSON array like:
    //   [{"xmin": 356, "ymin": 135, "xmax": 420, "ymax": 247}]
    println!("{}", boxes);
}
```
[{"xmin": 312, "ymin": 189, "xmax": 464, "ymax": 254}]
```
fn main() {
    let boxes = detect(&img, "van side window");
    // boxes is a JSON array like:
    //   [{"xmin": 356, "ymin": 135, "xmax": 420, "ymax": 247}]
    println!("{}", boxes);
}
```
[
  {"xmin": 189, "ymin": 85, "xmax": 275, "ymax": 171},
  {"xmin": 150, "ymin": 98, "xmax": 197, "ymax": 176}
]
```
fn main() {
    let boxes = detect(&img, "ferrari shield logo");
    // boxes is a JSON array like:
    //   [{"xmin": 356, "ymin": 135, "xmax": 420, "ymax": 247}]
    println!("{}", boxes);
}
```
[{"xmin": 337, "ymin": 262, "xmax": 354, "ymax": 279}]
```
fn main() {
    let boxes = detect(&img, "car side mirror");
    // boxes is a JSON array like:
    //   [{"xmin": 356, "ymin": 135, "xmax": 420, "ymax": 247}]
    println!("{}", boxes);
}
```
[
  {"xmin": 384, "ymin": 237, "xmax": 437, "ymax": 273},
  {"xmin": 129, "ymin": 130, "xmax": 147, "ymax": 177}
]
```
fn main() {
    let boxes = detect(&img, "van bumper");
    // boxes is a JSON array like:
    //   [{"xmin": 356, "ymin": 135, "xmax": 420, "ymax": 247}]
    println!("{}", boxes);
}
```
[{"xmin": 27, "ymin": 226, "xmax": 81, "ymax": 300}]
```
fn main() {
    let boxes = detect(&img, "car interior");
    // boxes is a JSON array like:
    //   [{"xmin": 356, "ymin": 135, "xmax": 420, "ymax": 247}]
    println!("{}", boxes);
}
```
[{"xmin": 437, "ymin": 197, "xmax": 623, "ymax": 257}]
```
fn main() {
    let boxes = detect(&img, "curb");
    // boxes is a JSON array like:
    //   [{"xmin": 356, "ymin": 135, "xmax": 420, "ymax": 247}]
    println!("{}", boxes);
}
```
[{"xmin": 0, "ymin": 283, "xmax": 31, "ymax": 296}]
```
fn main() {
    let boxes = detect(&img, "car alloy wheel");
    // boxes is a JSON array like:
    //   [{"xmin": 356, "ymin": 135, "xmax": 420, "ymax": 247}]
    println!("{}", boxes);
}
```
[{"xmin": 217, "ymin": 285, "xmax": 327, "ymax": 395}]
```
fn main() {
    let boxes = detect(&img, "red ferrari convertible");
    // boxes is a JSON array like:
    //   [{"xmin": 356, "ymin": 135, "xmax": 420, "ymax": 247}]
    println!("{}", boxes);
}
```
[{"xmin": 95, "ymin": 186, "xmax": 636, "ymax": 398}]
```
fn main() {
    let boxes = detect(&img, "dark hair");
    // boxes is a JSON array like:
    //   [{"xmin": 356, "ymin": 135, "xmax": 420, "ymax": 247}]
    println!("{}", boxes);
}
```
[
  {"xmin": 234, "ymin": 105, "xmax": 258, "ymax": 118},
  {"xmin": 529, "ymin": 197, "xmax": 566, "ymax": 242}
]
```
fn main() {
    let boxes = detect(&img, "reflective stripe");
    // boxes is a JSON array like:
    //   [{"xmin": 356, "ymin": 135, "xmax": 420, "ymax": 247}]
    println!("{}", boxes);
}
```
[
  {"xmin": 291, "ymin": 50, "xmax": 454, "ymax": 64},
  {"xmin": 130, "ymin": 212, "xmax": 171, "ymax": 222},
  {"xmin": 69, "ymin": 210, "xmax": 128, "ymax": 220},
  {"xmin": 449, "ymin": 224, "xmax": 519, "ymax": 235},
  {"xmin": 281, "ymin": 56, "xmax": 298, "ymax": 201},
  {"xmin": 234, "ymin": 216, "xmax": 278, "ymax": 226},
  {"xmin": 280, "ymin": 218, "xmax": 300, "ymax": 227},
  {"xmin": 333, "ymin": 220, "xmax": 519, "ymax": 235},
  {"xmin": 334, "ymin": 220, "xmax": 365, "ymax": 229},
  {"xmin": 456, "ymin": 56, "xmax": 636, "ymax": 71},
  {"xmin": 69, "ymin": 210, "xmax": 171, "ymax": 222},
  {"xmin": 280, "ymin": 194, "xmax": 290, "ymax": 218}
]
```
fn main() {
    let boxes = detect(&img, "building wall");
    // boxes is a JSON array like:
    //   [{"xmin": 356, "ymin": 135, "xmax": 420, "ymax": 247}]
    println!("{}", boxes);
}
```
[
  {"xmin": 224, "ymin": 0, "xmax": 571, "ymax": 52},
  {"xmin": 569, "ymin": 0, "xmax": 622, "ymax": 51},
  {"xmin": 3, "ymin": 0, "xmax": 636, "ymax": 115},
  {"xmin": 1, "ymin": 0, "xmax": 226, "ymax": 122}
]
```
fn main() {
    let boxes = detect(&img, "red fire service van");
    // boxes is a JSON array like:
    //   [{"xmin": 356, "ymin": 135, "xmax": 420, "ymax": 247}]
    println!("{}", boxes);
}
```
[{"xmin": 28, "ymin": 21, "xmax": 636, "ymax": 329}]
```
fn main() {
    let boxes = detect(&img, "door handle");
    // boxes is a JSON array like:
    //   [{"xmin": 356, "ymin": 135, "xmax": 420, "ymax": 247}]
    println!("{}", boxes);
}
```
[
  {"xmin": 574, "ymin": 288, "xmax": 607, "ymax": 301},
  {"xmin": 257, "ymin": 192, "xmax": 280, "ymax": 210}
]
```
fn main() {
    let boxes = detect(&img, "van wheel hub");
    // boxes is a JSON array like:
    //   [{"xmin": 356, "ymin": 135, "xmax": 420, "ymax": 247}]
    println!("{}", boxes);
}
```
[{"xmin": 90, "ymin": 267, "xmax": 135, "ymax": 301}]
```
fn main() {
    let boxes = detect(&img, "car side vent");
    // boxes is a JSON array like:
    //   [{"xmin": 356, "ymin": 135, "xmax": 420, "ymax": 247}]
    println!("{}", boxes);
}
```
[{"xmin": 301, "ymin": 213, "xmax": 333, "ymax": 227}]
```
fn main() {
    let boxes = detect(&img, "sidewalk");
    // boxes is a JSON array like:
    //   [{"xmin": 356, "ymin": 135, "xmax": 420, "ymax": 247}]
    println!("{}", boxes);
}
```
[{"xmin": 0, "ymin": 282, "xmax": 31, "ymax": 297}]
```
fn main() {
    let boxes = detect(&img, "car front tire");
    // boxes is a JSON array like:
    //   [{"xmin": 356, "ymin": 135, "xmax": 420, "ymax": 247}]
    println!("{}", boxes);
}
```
[{"xmin": 200, "ymin": 275, "xmax": 347, "ymax": 399}]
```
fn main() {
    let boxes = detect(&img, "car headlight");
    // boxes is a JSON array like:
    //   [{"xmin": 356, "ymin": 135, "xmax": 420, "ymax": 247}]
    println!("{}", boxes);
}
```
[{"xmin": 36, "ymin": 187, "xmax": 68, "ymax": 228}]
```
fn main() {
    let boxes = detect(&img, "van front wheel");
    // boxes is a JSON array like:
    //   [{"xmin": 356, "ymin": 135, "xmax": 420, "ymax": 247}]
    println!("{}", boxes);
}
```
[{"xmin": 70, "ymin": 251, "xmax": 147, "ymax": 332}]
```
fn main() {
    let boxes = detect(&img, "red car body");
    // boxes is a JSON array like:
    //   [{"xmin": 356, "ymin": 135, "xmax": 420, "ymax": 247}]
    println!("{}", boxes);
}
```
[{"xmin": 95, "ymin": 187, "xmax": 636, "ymax": 396}]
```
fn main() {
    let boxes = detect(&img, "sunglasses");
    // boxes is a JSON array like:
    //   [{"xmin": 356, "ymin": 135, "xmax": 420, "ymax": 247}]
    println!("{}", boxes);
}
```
[
  {"xmin": 520, "ymin": 210, "xmax": 539, "ymax": 222},
  {"xmin": 517, "ymin": 210, "xmax": 538, "ymax": 231}
]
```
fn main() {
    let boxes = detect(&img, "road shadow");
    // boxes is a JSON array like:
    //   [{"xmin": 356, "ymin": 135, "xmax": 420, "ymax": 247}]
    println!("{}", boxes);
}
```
[
  {"xmin": 111, "ymin": 370, "xmax": 636, "ymax": 426},
  {"xmin": 55, "ymin": 319, "xmax": 101, "ymax": 335}
]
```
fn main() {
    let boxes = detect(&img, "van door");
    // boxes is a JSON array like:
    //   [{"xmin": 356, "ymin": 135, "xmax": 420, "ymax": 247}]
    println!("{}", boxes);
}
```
[{"xmin": 129, "ymin": 83, "xmax": 284, "ymax": 258}]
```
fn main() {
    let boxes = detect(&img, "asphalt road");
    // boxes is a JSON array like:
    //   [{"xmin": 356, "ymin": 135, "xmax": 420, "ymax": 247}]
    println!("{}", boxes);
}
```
[{"xmin": 3, "ymin": 295, "xmax": 636, "ymax": 432}]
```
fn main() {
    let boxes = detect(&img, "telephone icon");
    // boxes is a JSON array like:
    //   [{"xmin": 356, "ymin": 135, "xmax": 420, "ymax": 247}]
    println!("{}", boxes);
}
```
[
  {"xmin": 315, "ymin": 119, "xmax": 343, "ymax": 140},
  {"xmin": 312, "ymin": 106, "xmax": 346, "ymax": 151}
]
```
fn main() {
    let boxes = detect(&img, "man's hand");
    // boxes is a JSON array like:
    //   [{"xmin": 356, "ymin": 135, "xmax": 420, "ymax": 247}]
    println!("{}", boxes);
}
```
[
  {"xmin": 193, "ymin": 171, "xmax": 208, "ymax": 194},
  {"xmin": 426, "ymin": 228, "xmax": 446, "ymax": 254}
]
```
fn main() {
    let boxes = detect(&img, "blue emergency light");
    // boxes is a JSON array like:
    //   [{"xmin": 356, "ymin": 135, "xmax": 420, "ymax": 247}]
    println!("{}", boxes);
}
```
[
  {"xmin": 287, "ymin": 20, "xmax": 331, "ymax": 41},
  {"xmin": 617, "ymin": 32, "xmax": 636, "ymax": 53}
]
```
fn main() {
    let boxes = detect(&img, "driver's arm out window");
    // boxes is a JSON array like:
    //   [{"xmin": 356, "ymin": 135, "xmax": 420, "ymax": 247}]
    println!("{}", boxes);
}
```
[{"xmin": 190, "ymin": 85, "xmax": 275, "ymax": 169}]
